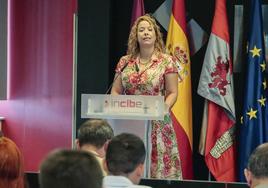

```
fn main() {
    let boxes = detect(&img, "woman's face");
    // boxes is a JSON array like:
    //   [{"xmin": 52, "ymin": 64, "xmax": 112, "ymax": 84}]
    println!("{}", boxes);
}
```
[{"xmin": 137, "ymin": 20, "xmax": 156, "ymax": 48}]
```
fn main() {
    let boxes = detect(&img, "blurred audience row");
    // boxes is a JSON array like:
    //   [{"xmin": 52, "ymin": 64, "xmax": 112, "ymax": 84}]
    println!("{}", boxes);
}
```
[
  {"xmin": 1, "ymin": 119, "xmax": 268, "ymax": 188},
  {"xmin": 0, "ymin": 119, "xmax": 149, "ymax": 188}
]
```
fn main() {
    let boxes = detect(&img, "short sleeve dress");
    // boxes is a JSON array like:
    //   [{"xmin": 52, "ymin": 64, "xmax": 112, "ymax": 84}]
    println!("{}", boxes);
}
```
[{"xmin": 115, "ymin": 52, "xmax": 182, "ymax": 179}]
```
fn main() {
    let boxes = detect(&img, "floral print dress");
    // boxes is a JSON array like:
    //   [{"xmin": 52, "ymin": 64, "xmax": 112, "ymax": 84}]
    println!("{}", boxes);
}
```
[{"xmin": 115, "ymin": 53, "xmax": 182, "ymax": 179}]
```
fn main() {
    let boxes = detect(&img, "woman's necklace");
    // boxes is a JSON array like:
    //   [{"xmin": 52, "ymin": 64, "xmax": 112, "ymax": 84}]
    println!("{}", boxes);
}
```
[
  {"xmin": 138, "ymin": 57, "xmax": 152, "ymax": 74},
  {"xmin": 139, "ymin": 58, "xmax": 150, "ymax": 65}
]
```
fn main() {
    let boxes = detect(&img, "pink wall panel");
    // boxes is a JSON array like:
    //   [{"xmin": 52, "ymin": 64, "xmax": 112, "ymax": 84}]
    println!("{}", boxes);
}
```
[{"xmin": 0, "ymin": 0, "xmax": 77, "ymax": 171}]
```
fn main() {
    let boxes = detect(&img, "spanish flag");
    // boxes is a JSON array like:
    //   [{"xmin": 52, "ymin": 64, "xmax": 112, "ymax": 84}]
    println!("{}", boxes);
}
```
[{"xmin": 166, "ymin": 0, "xmax": 193, "ymax": 179}]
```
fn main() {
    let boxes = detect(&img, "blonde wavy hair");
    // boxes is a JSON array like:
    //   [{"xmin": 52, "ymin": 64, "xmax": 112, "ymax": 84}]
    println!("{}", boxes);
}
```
[{"xmin": 127, "ymin": 14, "xmax": 165, "ymax": 57}]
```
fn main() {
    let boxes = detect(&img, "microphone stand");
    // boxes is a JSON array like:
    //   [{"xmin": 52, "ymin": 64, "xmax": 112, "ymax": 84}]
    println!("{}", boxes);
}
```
[{"xmin": 105, "ymin": 62, "xmax": 129, "ymax": 94}]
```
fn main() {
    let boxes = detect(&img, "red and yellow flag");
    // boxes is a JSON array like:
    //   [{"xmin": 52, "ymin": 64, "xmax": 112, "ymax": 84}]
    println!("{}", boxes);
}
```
[{"xmin": 166, "ymin": 0, "xmax": 193, "ymax": 179}]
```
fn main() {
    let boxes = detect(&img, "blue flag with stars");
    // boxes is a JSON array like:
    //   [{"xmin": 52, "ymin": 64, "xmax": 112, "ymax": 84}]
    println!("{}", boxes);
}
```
[{"xmin": 238, "ymin": 0, "xmax": 268, "ymax": 182}]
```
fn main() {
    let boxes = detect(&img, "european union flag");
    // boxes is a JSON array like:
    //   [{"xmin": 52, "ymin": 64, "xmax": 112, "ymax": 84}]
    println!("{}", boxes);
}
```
[{"xmin": 238, "ymin": 0, "xmax": 268, "ymax": 182}]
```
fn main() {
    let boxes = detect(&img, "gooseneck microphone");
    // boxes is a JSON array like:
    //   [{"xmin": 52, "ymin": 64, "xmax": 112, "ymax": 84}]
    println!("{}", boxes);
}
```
[
  {"xmin": 105, "ymin": 62, "xmax": 129, "ymax": 94},
  {"xmin": 135, "ymin": 62, "xmax": 139, "ymax": 72}
]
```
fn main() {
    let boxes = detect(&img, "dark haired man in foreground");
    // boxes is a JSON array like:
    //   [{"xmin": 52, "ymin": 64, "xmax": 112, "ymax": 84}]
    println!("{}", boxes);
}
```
[
  {"xmin": 39, "ymin": 149, "xmax": 103, "ymax": 188},
  {"xmin": 103, "ymin": 133, "xmax": 151, "ymax": 188}
]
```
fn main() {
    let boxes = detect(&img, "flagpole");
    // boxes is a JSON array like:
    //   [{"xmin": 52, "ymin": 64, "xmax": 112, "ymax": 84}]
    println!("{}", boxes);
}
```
[
  {"xmin": 208, "ymin": 171, "xmax": 211, "ymax": 181},
  {"xmin": 144, "ymin": 120, "xmax": 151, "ymax": 178}
]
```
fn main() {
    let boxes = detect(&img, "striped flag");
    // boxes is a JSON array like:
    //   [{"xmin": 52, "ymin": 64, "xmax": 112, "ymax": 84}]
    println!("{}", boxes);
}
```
[
  {"xmin": 130, "ymin": 0, "xmax": 145, "ymax": 27},
  {"xmin": 238, "ymin": 0, "xmax": 268, "ymax": 182},
  {"xmin": 166, "ymin": 0, "xmax": 193, "ymax": 179},
  {"xmin": 197, "ymin": 0, "xmax": 236, "ymax": 182}
]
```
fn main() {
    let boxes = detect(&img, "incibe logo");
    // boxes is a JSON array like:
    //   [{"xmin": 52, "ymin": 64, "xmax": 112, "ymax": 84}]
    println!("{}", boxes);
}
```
[{"xmin": 104, "ymin": 98, "xmax": 143, "ymax": 108}]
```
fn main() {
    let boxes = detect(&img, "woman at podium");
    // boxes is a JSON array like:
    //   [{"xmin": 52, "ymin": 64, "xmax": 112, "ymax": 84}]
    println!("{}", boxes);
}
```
[{"xmin": 111, "ymin": 14, "xmax": 182, "ymax": 180}]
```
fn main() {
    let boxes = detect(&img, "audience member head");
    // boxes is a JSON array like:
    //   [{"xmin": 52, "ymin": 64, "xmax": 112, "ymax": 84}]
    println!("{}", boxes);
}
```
[
  {"xmin": 76, "ymin": 119, "xmax": 114, "ymax": 158},
  {"xmin": 244, "ymin": 143, "xmax": 268, "ymax": 187},
  {"xmin": 0, "ymin": 136, "xmax": 24, "ymax": 188},
  {"xmin": 39, "ymin": 149, "xmax": 103, "ymax": 188},
  {"xmin": 105, "ymin": 133, "xmax": 146, "ymax": 184}
]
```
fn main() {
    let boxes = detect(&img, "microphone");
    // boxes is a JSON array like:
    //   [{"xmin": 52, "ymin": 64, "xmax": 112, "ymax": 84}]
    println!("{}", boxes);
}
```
[
  {"xmin": 135, "ymin": 62, "xmax": 139, "ymax": 72},
  {"xmin": 105, "ymin": 62, "xmax": 129, "ymax": 94}
]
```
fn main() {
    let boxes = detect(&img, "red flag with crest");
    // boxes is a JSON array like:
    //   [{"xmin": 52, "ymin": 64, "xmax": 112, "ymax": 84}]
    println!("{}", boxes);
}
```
[{"xmin": 197, "ymin": 0, "xmax": 236, "ymax": 182}]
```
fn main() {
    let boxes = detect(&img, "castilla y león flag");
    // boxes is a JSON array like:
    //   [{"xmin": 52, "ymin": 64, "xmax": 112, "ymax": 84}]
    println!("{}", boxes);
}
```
[
  {"xmin": 166, "ymin": 0, "xmax": 193, "ymax": 179},
  {"xmin": 197, "ymin": 0, "xmax": 236, "ymax": 182}
]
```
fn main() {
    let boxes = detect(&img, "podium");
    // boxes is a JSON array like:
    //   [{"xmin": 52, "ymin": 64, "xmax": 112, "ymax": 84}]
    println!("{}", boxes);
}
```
[{"xmin": 81, "ymin": 94, "xmax": 166, "ymax": 177}]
